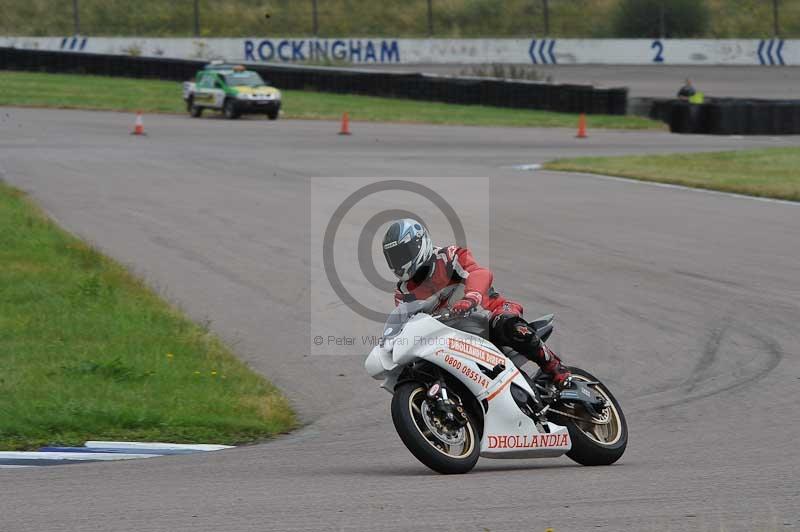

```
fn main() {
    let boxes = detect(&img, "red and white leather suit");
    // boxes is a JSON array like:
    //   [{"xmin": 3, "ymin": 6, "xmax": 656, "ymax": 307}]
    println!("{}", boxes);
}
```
[
  {"xmin": 393, "ymin": 245, "xmax": 523, "ymax": 318},
  {"xmin": 393, "ymin": 245, "xmax": 570, "ymax": 386}
]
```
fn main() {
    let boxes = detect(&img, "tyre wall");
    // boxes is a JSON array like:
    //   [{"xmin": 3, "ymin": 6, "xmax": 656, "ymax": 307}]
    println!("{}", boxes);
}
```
[
  {"xmin": 652, "ymin": 99, "xmax": 800, "ymax": 135},
  {"xmin": 0, "ymin": 47, "xmax": 627, "ymax": 115}
]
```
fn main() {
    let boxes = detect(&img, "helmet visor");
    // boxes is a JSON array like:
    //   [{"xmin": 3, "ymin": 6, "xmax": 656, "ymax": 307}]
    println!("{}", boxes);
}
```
[{"xmin": 383, "ymin": 237, "xmax": 422, "ymax": 272}]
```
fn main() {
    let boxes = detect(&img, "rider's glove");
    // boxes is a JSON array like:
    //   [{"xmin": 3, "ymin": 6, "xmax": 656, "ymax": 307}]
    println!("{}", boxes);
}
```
[{"xmin": 451, "ymin": 292, "xmax": 481, "ymax": 316}]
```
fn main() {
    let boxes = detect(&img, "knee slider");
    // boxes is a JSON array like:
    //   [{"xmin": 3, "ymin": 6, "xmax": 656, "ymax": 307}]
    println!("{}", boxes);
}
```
[{"xmin": 492, "ymin": 314, "xmax": 534, "ymax": 344}]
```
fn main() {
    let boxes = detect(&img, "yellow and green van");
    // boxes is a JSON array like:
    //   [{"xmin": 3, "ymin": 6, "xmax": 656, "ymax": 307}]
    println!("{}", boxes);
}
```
[{"xmin": 182, "ymin": 62, "xmax": 281, "ymax": 120}]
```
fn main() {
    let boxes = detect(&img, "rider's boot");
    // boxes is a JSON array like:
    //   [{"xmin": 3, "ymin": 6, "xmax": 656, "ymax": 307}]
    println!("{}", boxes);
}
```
[{"xmin": 536, "ymin": 345, "xmax": 572, "ymax": 389}]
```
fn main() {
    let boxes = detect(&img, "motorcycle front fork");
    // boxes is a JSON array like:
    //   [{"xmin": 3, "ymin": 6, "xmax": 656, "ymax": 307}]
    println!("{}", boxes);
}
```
[{"xmin": 426, "ymin": 381, "xmax": 468, "ymax": 427}]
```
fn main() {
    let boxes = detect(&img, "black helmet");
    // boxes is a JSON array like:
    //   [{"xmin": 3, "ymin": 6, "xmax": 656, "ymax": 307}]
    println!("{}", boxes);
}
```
[{"xmin": 382, "ymin": 219, "xmax": 434, "ymax": 281}]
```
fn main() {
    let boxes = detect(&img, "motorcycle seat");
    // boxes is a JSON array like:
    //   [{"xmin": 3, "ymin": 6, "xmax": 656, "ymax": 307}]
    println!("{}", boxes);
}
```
[
  {"xmin": 528, "ymin": 313, "xmax": 554, "ymax": 342},
  {"xmin": 528, "ymin": 313, "xmax": 554, "ymax": 331}
]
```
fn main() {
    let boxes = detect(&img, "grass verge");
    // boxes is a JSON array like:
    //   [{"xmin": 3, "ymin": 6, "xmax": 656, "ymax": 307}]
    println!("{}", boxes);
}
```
[
  {"xmin": 0, "ymin": 182, "xmax": 296, "ymax": 450},
  {"xmin": 0, "ymin": 71, "xmax": 662, "ymax": 130},
  {"xmin": 3, "ymin": 0, "xmax": 798, "ymax": 39},
  {"xmin": 544, "ymin": 148, "xmax": 800, "ymax": 202}
]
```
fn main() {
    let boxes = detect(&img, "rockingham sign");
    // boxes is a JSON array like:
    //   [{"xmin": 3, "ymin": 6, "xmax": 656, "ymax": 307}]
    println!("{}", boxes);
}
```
[
  {"xmin": 243, "ymin": 38, "xmax": 399, "ymax": 63},
  {"xmin": 1, "ymin": 36, "xmax": 796, "ymax": 66}
]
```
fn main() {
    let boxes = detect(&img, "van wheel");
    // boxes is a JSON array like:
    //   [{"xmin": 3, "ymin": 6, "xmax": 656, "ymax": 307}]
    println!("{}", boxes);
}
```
[{"xmin": 223, "ymin": 99, "xmax": 240, "ymax": 119}]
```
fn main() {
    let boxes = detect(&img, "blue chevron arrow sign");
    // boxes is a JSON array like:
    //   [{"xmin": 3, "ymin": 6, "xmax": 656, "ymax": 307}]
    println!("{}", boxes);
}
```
[
  {"xmin": 757, "ymin": 39, "xmax": 785, "ymax": 65},
  {"xmin": 60, "ymin": 36, "xmax": 88, "ymax": 51},
  {"xmin": 529, "ymin": 39, "xmax": 557, "ymax": 65}
]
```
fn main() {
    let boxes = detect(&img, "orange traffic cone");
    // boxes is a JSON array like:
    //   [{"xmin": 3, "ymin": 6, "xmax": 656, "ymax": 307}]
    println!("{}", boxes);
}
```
[
  {"xmin": 576, "ymin": 113, "xmax": 587, "ymax": 139},
  {"xmin": 338, "ymin": 112, "xmax": 351, "ymax": 135},
  {"xmin": 131, "ymin": 111, "xmax": 145, "ymax": 136}
]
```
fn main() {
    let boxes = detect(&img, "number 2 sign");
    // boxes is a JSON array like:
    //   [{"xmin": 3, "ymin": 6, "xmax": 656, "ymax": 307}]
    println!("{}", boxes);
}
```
[{"xmin": 651, "ymin": 40, "xmax": 665, "ymax": 63}]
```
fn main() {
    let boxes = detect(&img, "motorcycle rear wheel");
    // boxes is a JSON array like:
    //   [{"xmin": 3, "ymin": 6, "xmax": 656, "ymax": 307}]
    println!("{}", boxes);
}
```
[
  {"xmin": 391, "ymin": 381, "xmax": 481, "ymax": 474},
  {"xmin": 554, "ymin": 367, "xmax": 628, "ymax": 466}
]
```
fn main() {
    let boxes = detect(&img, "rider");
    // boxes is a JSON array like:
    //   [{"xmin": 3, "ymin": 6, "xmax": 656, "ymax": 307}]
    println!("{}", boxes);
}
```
[{"xmin": 382, "ymin": 218, "xmax": 572, "ymax": 388}]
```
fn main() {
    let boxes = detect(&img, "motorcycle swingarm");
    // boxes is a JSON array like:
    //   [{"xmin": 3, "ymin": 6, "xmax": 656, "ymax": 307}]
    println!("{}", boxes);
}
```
[{"xmin": 557, "ymin": 380, "xmax": 607, "ymax": 411}]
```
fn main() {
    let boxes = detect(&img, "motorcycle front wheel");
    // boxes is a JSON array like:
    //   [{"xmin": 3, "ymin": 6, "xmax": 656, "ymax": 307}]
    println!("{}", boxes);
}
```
[{"xmin": 391, "ymin": 381, "xmax": 481, "ymax": 474}]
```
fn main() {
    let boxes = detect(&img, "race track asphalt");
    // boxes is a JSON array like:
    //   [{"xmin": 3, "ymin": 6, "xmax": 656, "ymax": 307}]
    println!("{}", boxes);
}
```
[{"xmin": 0, "ymin": 108, "xmax": 798, "ymax": 532}]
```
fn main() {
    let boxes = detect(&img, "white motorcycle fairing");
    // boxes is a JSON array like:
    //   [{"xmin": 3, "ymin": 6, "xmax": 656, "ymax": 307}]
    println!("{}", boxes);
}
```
[{"xmin": 366, "ymin": 313, "xmax": 571, "ymax": 459}]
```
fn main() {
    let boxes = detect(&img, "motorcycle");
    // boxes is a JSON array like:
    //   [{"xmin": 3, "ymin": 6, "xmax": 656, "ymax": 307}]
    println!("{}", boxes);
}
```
[{"xmin": 365, "ymin": 299, "xmax": 628, "ymax": 474}]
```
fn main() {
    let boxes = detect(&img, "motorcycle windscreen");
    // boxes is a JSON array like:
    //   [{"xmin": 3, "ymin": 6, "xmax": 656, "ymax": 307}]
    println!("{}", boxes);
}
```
[{"xmin": 382, "ymin": 298, "xmax": 437, "ymax": 339}]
